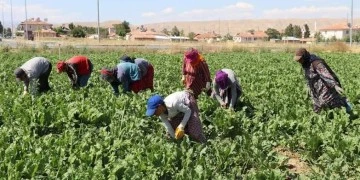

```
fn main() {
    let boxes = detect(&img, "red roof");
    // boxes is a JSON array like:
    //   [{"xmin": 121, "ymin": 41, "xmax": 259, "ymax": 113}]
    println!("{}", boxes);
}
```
[
  {"xmin": 319, "ymin": 23, "xmax": 360, "ymax": 31},
  {"xmin": 194, "ymin": 32, "xmax": 220, "ymax": 39},
  {"xmin": 235, "ymin": 31, "xmax": 268, "ymax": 38},
  {"xmin": 20, "ymin": 18, "xmax": 52, "ymax": 26}
]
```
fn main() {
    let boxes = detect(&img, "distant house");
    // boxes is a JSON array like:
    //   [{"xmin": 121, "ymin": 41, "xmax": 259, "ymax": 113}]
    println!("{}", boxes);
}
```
[
  {"xmin": 194, "ymin": 31, "xmax": 221, "ymax": 42},
  {"xmin": 233, "ymin": 31, "xmax": 268, "ymax": 43},
  {"xmin": 126, "ymin": 29, "xmax": 169, "ymax": 41},
  {"xmin": 282, "ymin": 36, "xmax": 300, "ymax": 43},
  {"xmin": 319, "ymin": 23, "xmax": 360, "ymax": 40},
  {"xmin": 17, "ymin": 17, "xmax": 55, "ymax": 39}
]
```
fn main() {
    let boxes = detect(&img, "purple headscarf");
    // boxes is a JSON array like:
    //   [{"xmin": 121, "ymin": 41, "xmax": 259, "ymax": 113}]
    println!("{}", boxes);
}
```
[
  {"xmin": 215, "ymin": 70, "xmax": 229, "ymax": 89},
  {"xmin": 184, "ymin": 48, "xmax": 200, "ymax": 63}
]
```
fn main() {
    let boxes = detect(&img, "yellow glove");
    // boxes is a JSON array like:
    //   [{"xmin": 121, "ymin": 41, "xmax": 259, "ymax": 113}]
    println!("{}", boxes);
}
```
[
  {"xmin": 181, "ymin": 75, "xmax": 186, "ymax": 85},
  {"xmin": 175, "ymin": 125, "xmax": 185, "ymax": 140}
]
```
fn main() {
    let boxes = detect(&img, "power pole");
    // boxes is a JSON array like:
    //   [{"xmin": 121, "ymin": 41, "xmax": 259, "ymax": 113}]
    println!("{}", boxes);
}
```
[
  {"xmin": 97, "ymin": 0, "xmax": 100, "ymax": 43},
  {"xmin": 25, "ymin": 0, "xmax": 28, "ymax": 40},
  {"xmin": 350, "ymin": 0, "xmax": 353, "ymax": 46},
  {"xmin": 10, "ymin": 0, "xmax": 14, "ymax": 38},
  {"xmin": 1, "ymin": 1, "xmax": 4, "ymax": 38}
]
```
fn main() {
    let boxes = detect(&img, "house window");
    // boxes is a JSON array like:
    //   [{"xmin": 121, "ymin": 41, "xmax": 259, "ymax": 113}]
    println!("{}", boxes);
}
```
[{"xmin": 346, "ymin": 30, "xmax": 349, "ymax": 34}]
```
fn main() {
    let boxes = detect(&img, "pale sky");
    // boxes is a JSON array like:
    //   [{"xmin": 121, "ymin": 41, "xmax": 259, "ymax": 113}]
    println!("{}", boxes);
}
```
[{"xmin": 0, "ymin": 0, "xmax": 358, "ymax": 27}]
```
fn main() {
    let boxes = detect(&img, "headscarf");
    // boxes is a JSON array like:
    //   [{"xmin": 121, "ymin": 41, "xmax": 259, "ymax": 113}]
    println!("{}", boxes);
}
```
[
  {"xmin": 56, "ymin": 61, "xmax": 66, "ymax": 72},
  {"xmin": 293, "ymin": 48, "xmax": 313, "ymax": 68},
  {"xmin": 14, "ymin": 68, "xmax": 25, "ymax": 78},
  {"xmin": 215, "ymin": 70, "xmax": 230, "ymax": 89},
  {"xmin": 184, "ymin": 48, "xmax": 204, "ymax": 67},
  {"xmin": 100, "ymin": 68, "xmax": 115, "ymax": 82},
  {"xmin": 119, "ymin": 55, "xmax": 135, "ymax": 63}
]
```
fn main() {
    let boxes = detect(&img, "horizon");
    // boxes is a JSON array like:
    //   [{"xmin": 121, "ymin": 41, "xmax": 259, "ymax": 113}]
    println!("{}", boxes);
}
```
[{"xmin": 0, "ymin": 0, "xmax": 358, "ymax": 28}]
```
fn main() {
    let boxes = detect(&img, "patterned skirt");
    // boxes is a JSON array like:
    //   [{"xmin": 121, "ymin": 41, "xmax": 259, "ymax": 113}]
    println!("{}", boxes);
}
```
[
  {"xmin": 130, "ymin": 65, "xmax": 154, "ymax": 93},
  {"xmin": 168, "ymin": 92, "xmax": 206, "ymax": 143},
  {"xmin": 185, "ymin": 75, "xmax": 206, "ymax": 99}
]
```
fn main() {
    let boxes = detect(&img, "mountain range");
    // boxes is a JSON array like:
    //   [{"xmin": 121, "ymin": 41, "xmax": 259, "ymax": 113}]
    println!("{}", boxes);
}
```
[{"xmin": 55, "ymin": 18, "xmax": 360, "ymax": 36}]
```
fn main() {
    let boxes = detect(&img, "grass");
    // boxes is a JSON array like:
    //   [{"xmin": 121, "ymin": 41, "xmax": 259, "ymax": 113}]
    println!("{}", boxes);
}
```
[{"xmin": 2, "ymin": 37, "xmax": 360, "ymax": 54}]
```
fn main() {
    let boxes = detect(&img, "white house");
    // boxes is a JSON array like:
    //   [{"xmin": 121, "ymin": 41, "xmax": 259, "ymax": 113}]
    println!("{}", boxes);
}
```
[{"xmin": 319, "ymin": 23, "xmax": 360, "ymax": 40}]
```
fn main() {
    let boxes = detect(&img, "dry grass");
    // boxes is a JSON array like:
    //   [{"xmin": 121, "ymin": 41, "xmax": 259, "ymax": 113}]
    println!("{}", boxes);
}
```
[{"xmin": 4, "ymin": 37, "xmax": 360, "ymax": 54}]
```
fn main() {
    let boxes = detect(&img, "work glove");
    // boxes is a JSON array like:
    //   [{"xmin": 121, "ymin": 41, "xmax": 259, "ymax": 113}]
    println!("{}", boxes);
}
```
[
  {"xmin": 335, "ymin": 86, "xmax": 344, "ymax": 95},
  {"xmin": 181, "ymin": 75, "xmax": 186, "ymax": 85},
  {"xmin": 205, "ymin": 82, "xmax": 211, "ymax": 91},
  {"xmin": 23, "ymin": 91, "xmax": 28, "ymax": 96},
  {"xmin": 175, "ymin": 124, "xmax": 185, "ymax": 140}
]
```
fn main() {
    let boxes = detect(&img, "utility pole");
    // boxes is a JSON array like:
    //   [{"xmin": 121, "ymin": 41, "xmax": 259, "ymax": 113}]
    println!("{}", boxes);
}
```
[
  {"xmin": 10, "ymin": 0, "xmax": 14, "ymax": 38},
  {"xmin": 1, "ymin": 1, "xmax": 4, "ymax": 38},
  {"xmin": 24, "ymin": 0, "xmax": 28, "ymax": 40},
  {"xmin": 97, "ymin": 0, "xmax": 100, "ymax": 43},
  {"xmin": 350, "ymin": 0, "xmax": 353, "ymax": 46}
]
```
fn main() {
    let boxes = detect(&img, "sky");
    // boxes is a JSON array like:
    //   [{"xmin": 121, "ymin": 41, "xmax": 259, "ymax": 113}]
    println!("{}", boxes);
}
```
[{"xmin": 0, "ymin": 0, "xmax": 358, "ymax": 27}]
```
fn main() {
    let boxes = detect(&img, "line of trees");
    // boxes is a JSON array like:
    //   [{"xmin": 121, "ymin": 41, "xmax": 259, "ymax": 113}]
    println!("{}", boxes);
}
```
[
  {"xmin": 0, "ymin": 21, "xmax": 12, "ymax": 37},
  {"xmin": 265, "ymin": 23, "xmax": 311, "ymax": 40},
  {"xmin": 53, "ymin": 21, "xmax": 131, "ymax": 38}
]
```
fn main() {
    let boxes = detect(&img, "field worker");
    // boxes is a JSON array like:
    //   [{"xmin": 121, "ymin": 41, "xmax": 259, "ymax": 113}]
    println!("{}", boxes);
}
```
[
  {"xmin": 14, "ymin": 57, "xmax": 52, "ymax": 95},
  {"xmin": 211, "ymin": 69, "xmax": 242, "ymax": 110},
  {"xmin": 182, "ymin": 48, "xmax": 211, "ymax": 99},
  {"xmin": 294, "ymin": 48, "xmax": 352, "ymax": 113},
  {"xmin": 118, "ymin": 55, "xmax": 155, "ymax": 92},
  {"xmin": 145, "ymin": 90, "xmax": 206, "ymax": 143},
  {"xmin": 119, "ymin": 55, "xmax": 135, "ymax": 63},
  {"xmin": 100, "ymin": 62, "xmax": 141, "ymax": 95},
  {"xmin": 56, "ymin": 56, "xmax": 93, "ymax": 89}
]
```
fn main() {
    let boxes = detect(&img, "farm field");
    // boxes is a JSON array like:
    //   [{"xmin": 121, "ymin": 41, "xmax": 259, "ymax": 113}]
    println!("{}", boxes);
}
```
[{"xmin": 0, "ymin": 48, "xmax": 360, "ymax": 179}]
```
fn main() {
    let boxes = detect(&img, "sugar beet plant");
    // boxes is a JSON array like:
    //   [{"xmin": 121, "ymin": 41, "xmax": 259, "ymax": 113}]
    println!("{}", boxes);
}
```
[{"xmin": 0, "ymin": 49, "xmax": 359, "ymax": 179}]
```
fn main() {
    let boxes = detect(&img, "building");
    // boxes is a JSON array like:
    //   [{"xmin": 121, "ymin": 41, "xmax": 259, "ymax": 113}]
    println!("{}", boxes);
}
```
[
  {"xmin": 319, "ymin": 23, "xmax": 360, "ymax": 40},
  {"xmin": 194, "ymin": 31, "xmax": 221, "ymax": 42},
  {"xmin": 18, "ymin": 17, "xmax": 55, "ymax": 39},
  {"xmin": 233, "ymin": 31, "xmax": 268, "ymax": 43},
  {"xmin": 126, "ymin": 29, "xmax": 170, "ymax": 41}
]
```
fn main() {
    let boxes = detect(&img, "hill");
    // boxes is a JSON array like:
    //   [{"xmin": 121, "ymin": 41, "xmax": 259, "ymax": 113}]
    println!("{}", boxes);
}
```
[{"xmin": 56, "ymin": 18, "xmax": 360, "ymax": 36}]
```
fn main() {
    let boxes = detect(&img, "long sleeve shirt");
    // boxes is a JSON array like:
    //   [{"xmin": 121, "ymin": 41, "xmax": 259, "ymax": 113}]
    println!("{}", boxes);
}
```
[
  {"xmin": 116, "ymin": 62, "xmax": 141, "ymax": 92},
  {"xmin": 159, "ymin": 91, "xmax": 192, "ymax": 138},
  {"xmin": 212, "ymin": 69, "xmax": 241, "ymax": 108},
  {"xmin": 20, "ymin": 57, "xmax": 50, "ymax": 92},
  {"xmin": 304, "ymin": 57, "xmax": 343, "ymax": 107},
  {"xmin": 66, "ymin": 56, "xmax": 91, "ymax": 75}
]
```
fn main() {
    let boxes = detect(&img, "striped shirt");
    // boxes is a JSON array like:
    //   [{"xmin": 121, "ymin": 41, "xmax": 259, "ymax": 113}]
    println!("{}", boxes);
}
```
[{"xmin": 182, "ymin": 60, "xmax": 211, "ymax": 98}]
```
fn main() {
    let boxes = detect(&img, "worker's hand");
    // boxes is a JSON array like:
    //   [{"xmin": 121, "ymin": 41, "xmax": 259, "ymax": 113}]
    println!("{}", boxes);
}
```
[
  {"xmin": 175, "ymin": 124, "xmax": 185, "ymax": 140},
  {"xmin": 221, "ymin": 102, "xmax": 227, "ymax": 108},
  {"xmin": 335, "ymin": 86, "xmax": 344, "ymax": 95},
  {"xmin": 23, "ymin": 91, "xmax": 28, "ymax": 96},
  {"xmin": 181, "ymin": 75, "xmax": 186, "ymax": 85},
  {"xmin": 205, "ymin": 82, "xmax": 211, "ymax": 90}
]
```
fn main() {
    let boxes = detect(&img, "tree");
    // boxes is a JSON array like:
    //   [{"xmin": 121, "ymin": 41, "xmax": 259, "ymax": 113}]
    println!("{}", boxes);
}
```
[
  {"xmin": 284, "ymin": 24, "xmax": 294, "ymax": 37},
  {"xmin": 304, "ymin": 24, "xmax": 310, "ymax": 38},
  {"xmin": 314, "ymin": 32, "xmax": 323, "ymax": 42},
  {"xmin": 5, "ymin": 28, "xmax": 12, "ymax": 37},
  {"xmin": 223, "ymin": 33, "xmax": 233, "ymax": 41},
  {"xmin": 114, "ymin": 21, "xmax": 131, "ymax": 37},
  {"xmin": 71, "ymin": 27, "xmax": 86, "ymax": 38},
  {"xmin": 180, "ymin": 29, "xmax": 184, "ymax": 36},
  {"xmin": 161, "ymin": 28, "xmax": 170, "ymax": 35},
  {"xmin": 0, "ymin": 21, "xmax": 3, "ymax": 35},
  {"xmin": 188, "ymin": 32, "xmax": 196, "ymax": 40},
  {"xmin": 293, "ymin": 25, "xmax": 302, "ymax": 38},
  {"xmin": 171, "ymin": 26, "xmax": 180, "ymax": 36},
  {"xmin": 265, "ymin": 28, "xmax": 281, "ymax": 39},
  {"xmin": 68, "ymin": 23, "xmax": 75, "ymax": 30},
  {"xmin": 247, "ymin": 29, "xmax": 255, "ymax": 34}
]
